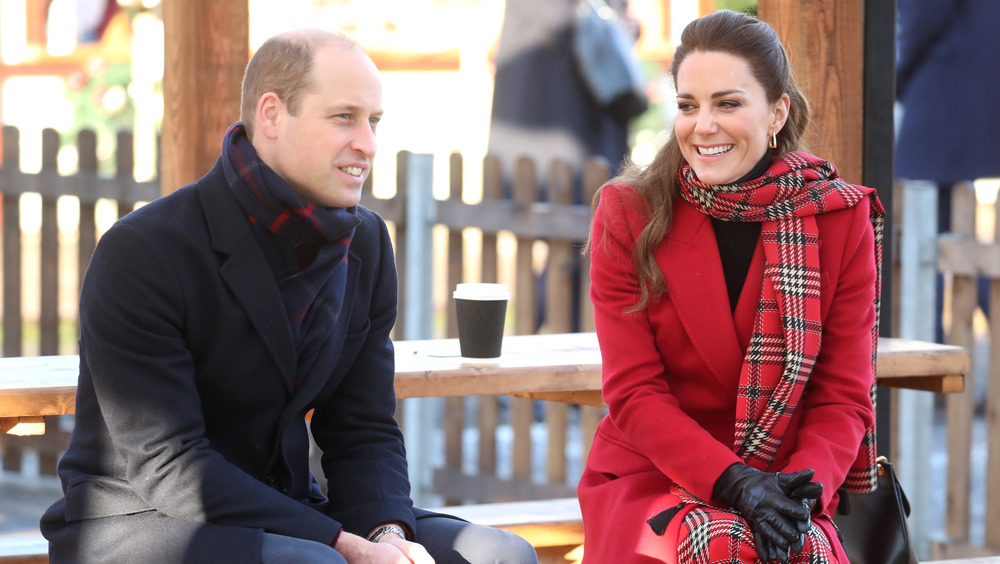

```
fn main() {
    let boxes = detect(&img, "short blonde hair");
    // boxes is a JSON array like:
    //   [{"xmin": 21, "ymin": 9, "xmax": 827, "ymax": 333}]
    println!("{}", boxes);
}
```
[{"xmin": 240, "ymin": 29, "xmax": 358, "ymax": 139}]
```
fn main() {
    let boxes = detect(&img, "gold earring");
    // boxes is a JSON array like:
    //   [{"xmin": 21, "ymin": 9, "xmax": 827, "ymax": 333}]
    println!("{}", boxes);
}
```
[{"xmin": 768, "ymin": 132, "xmax": 778, "ymax": 149}]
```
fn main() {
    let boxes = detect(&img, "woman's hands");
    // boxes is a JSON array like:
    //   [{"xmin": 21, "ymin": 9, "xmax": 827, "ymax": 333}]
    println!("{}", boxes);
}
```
[{"xmin": 713, "ymin": 464, "xmax": 822, "ymax": 564}]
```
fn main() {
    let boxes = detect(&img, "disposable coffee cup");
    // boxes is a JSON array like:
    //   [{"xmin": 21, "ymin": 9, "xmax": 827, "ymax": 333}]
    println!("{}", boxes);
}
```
[{"xmin": 453, "ymin": 283, "xmax": 510, "ymax": 358}]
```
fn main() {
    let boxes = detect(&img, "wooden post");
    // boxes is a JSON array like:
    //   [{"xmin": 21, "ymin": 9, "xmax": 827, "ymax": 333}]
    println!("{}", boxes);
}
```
[
  {"xmin": 161, "ymin": 0, "xmax": 248, "ymax": 196},
  {"xmin": 758, "ymin": 0, "xmax": 865, "ymax": 186},
  {"xmin": 945, "ymin": 182, "xmax": 977, "ymax": 544}
]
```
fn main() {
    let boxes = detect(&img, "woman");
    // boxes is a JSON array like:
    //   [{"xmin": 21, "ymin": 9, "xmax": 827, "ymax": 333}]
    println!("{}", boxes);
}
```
[{"xmin": 578, "ymin": 10, "xmax": 884, "ymax": 564}]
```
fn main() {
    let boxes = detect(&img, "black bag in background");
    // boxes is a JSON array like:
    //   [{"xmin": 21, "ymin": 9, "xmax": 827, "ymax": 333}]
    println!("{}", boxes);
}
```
[
  {"xmin": 834, "ymin": 457, "xmax": 919, "ymax": 564},
  {"xmin": 571, "ymin": 0, "xmax": 649, "ymax": 121}
]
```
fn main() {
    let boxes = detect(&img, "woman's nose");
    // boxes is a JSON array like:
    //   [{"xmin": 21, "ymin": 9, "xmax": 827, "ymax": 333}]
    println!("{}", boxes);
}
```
[{"xmin": 694, "ymin": 109, "xmax": 716, "ymax": 135}]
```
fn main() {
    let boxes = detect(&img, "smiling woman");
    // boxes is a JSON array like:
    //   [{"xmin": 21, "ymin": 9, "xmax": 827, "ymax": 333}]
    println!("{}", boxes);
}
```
[
  {"xmin": 578, "ymin": 9, "xmax": 886, "ymax": 564},
  {"xmin": 674, "ymin": 51, "xmax": 788, "ymax": 186}
]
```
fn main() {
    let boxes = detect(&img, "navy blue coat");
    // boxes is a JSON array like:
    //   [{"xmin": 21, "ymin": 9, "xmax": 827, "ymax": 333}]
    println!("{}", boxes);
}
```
[
  {"xmin": 41, "ymin": 158, "xmax": 416, "ymax": 563},
  {"xmin": 895, "ymin": 0, "xmax": 1000, "ymax": 182}
]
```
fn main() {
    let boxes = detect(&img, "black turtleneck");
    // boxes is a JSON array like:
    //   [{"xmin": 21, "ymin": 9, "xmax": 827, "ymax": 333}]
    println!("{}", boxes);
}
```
[{"xmin": 710, "ymin": 150, "xmax": 773, "ymax": 313}]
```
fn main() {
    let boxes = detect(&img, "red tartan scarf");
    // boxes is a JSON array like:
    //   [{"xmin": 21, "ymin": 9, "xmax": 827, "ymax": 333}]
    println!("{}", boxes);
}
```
[{"xmin": 679, "ymin": 151, "xmax": 885, "ymax": 494}]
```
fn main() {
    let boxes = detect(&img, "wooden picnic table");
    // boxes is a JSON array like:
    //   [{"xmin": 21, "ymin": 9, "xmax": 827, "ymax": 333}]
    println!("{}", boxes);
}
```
[{"xmin": 1, "ymin": 333, "xmax": 970, "ymax": 435}]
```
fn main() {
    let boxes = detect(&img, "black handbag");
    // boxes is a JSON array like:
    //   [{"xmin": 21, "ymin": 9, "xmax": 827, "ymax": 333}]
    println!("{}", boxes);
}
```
[
  {"xmin": 571, "ymin": 0, "xmax": 649, "ymax": 121},
  {"xmin": 834, "ymin": 457, "xmax": 919, "ymax": 564}
]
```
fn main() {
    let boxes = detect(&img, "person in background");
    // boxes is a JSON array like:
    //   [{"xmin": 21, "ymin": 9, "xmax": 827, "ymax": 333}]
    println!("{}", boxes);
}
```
[
  {"xmin": 488, "ymin": 0, "xmax": 646, "ymax": 335},
  {"xmin": 488, "ymin": 0, "xmax": 643, "ymax": 195},
  {"xmin": 895, "ymin": 0, "xmax": 1000, "ymax": 343},
  {"xmin": 578, "ymin": 10, "xmax": 883, "ymax": 563},
  {"xmin": 40, "ymin": 28, "xmax": 537, "ymax": 564}
]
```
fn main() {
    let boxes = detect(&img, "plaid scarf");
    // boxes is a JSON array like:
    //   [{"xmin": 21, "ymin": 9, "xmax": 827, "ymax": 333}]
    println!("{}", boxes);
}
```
[
  {"xmin": 671, "ymin": 151, "xmax": 884, "ymax": 561},
  {"xmin": 221, "ymin": 123, "xmax": 360, "ymax": 388}
]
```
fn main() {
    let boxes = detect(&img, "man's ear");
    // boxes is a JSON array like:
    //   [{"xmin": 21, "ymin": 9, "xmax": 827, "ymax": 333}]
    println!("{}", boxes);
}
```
[{"xmin": 256, "ymin": 92, "xmax": 282, "ymax": 140}]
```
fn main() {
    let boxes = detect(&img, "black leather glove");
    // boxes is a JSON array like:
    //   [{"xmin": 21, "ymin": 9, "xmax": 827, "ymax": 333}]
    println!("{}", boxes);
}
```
[
  {"xmin": 755, "ymin": 534, "xmax": 790, "ymax": 564},
  {"xmin": 784, "ymin": 471, "xmax": 823, "ymax": 555},
  {"xmin": 712, "ymin": 463, "xmax": 815, "ymax": 560}
]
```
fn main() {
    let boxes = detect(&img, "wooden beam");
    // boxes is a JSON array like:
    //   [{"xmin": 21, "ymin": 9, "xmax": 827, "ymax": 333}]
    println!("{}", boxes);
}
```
[
  {"xmin": 758, "ymin": 0, "xmax": 866, "ymax": 186},
  {"xmin": 1, "ymin": 416, "xmax": 46, "ymax": 436},
  {"xmin": 161, "ymin": 0, "xmax": 248, "ymax": 196}
]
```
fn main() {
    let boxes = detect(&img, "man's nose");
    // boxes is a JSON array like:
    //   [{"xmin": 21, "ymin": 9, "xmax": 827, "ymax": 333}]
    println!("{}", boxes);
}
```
[{"xmin": 353, "ymin": 123, "xmax": 377, "ymax": 157}]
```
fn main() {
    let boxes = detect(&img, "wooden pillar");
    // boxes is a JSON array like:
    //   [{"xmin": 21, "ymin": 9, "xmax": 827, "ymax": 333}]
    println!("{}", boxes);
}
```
[
  {"xmin": 758, "ymin": 0, "xmax": 866, "ymax": 186},
  {"xmin": 161, "ymin": 0, "xmax": 248, "ymax": 196},
  {"xmin": 760, "ymin": 0, "xmax": 899, "ymax": 457}
]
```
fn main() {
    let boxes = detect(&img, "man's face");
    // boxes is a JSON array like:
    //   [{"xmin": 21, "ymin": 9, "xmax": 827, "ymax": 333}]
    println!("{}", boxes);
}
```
[{"xmin": 268, "ymin": 45, "xmax": 383, "ymax": 208}]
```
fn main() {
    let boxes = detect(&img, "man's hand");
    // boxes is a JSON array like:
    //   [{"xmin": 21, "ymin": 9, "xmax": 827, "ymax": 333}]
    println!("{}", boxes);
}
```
[
  {"xmin": 334, "ymin": 531, "xmax": 435, "ymax": 564},
  {"xmin": 380, "ymin": 535, "xmax": 434, "ymax": 564}
]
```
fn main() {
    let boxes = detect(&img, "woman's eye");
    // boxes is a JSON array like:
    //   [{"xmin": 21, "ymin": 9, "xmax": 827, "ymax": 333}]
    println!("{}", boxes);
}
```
[
  {"xmin": 719, "ymin": 100, "xmax": 741, "ymax": 109},
  {"xmin": 677, "ymin": 102, "xmax": 695, "ymax": 112}
]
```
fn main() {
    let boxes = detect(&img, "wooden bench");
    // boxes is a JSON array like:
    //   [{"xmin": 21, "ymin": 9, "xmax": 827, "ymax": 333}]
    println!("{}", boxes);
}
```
[
  {"xmin": 0, "ymin": 499, "xmax": 585, "ymax": 564},
  {"xmin": 0, "ymin": 533, "xmax": 47, "ymax": 564},
  {"xmin": 432, "ymin": 497, "xmax": 584, "ymax": 564},
  {"xmin": 5, "ymin": 511, "xmax": 998, "ymax": 564},
  {"xmin": 433, "ymin": 497, "xmax": 583, "ymax": 548},
  {"xmin": 926, "ymin": 559, "xmax": 1000, "ymax": 564}
]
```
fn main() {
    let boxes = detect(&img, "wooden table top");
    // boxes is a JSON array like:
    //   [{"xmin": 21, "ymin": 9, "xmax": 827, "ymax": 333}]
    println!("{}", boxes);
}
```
[{"xmin": 1, "ymin": 333, "xmax": 970, "ymax": 426}]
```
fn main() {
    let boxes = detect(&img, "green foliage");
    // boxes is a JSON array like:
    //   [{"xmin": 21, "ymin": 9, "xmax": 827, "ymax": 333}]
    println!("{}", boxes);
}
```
[
  {"xmin": 62, "ymin": 61, "xmax": 136, "ymax": 175},
  {"xmin": 715, "ymin": 0, "xmax": 757, "ymax": 16}
]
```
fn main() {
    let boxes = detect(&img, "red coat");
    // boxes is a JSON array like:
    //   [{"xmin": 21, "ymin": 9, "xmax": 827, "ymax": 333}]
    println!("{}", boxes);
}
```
[{"xmin": 578, "ymin": 184, "xmax": 877, "ymax": 563}]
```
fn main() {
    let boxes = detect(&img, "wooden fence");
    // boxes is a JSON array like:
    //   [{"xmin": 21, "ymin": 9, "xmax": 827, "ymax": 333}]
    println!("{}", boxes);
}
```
[
  {"xmin": 0, "ymin": 125, "xmax": 609, "ymax": 505},
  {"xmin": 927, "ymin": 181, "xmax": 1000, "ymax": 557}
]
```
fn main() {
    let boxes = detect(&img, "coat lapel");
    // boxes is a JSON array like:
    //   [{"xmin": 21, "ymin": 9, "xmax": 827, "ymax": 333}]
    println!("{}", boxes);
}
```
[
  {"xmin": 198, "ymin": 164, "xmax": 297, "ymax": 392},
  {"xmin": 657, "ymin": 200, "xmax": 745, "ymax": 387}
]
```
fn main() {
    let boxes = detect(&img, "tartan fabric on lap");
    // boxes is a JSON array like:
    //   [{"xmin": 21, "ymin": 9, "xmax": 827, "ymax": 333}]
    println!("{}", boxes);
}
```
[{"xmin": 676, "ymin": 507, "xmax": 836, "ymax": 564}]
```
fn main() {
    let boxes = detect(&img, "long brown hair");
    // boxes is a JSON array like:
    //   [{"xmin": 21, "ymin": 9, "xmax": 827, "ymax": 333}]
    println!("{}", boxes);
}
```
[{"xmin": 587, "ymin": 10, "xmax": 812, "ymax": 313}]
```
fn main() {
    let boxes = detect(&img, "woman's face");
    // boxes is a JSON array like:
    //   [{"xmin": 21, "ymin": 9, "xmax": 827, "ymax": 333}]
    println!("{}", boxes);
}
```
[{"xmin": 674, "ymin": 50, "xmax": 789, "ymax": 185}]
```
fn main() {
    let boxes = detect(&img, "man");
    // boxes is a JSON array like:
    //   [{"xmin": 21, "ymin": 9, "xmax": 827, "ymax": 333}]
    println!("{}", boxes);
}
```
[{"xmin": 40, "ymin": 29, "xmax": 537, "ymax": 564}]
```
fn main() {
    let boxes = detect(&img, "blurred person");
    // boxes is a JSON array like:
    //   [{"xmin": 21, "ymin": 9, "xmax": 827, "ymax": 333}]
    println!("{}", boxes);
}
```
[
  {"xmin": 578, "ymin": 11, "xmax": 884, "ymax": 563},
  {"xmin": 40, "ymin": 28, "xmax": 537, "ymax": 564},
  {"xmin": 895, "ymin": 0, "xmax": 1000, "ymax": 343},
  {"xmin": 488, "ymin": 0, "xmax": 644, "ymax": 195},
  {"xmin": 489, "ymin": 0, "xmax": 647, "ymax": 337}
]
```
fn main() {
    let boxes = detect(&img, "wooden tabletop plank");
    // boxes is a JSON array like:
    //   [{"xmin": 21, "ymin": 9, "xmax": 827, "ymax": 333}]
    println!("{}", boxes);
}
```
[{"xmin": 0, "ymin": 334, "xmax": 969, "ymax": 421}]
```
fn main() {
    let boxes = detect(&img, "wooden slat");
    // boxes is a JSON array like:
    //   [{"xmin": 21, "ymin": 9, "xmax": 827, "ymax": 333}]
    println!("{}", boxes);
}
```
[
  {"xmin": 2, "ymin": 127, "xmax": 23, "ymax": 357},
  {"xmin": 39, "ymin": 129, "xmax": 60, "ymax": 356},
  {"xmin": 543, "ymin": 160, "xmax": 575, "ymax": 487},
  {"xmin": 1, "ymin": 336, "xmax": 968, "ymax": 416},
  {"xmin": 0, "ymin": 416, "xmax": 45, "ymax": 436},
  {"xmin": 478, "ymin": 156, "xmax": 503, "ymax": 479},
  {"xmin": 926, "ymin": 558, "xmax": 1000, "ymax": 564},
  {"xmin": 393, "ymin": 151, "xmax": 409, "ymax": 340},
  {"xmin": 988, "ymin": 199, "xmax": 1000, "ymax": 547},
  {"xmin": 946, "ymin": 182, "xmax": 977, "ymax": 542},
  {"xmin": 0, "ymin": 533, "xmax": 48, "ymax": 563},
  {"xmin": 443, "ymin": 153, "xmax": 465, "ymax": 504},
  {"xmin": 427, "ymin": 496, "xmax": 582, "ymax": 548},
  {"xmin": 511, "ymin": 157, "xmax": 538, "ymax": 483}
]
